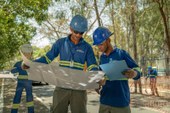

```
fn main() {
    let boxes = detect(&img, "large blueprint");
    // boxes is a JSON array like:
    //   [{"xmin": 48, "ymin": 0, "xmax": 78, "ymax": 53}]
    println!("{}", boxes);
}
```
[{"xmin": 21, "ymin": 52, "xmax": 103, "ymax": 90}]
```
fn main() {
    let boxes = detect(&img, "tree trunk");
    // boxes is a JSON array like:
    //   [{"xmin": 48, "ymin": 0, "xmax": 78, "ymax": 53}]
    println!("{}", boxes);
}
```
[
  {"xmin": 94, "ymin": 0, "xmax": 101, "ymax": 27},
  {"xmin": 154, "ymin": 0, "xmax": 170, "ymax": 54},
  {"xmin": 125, "ymin": 0, "xmax": 131, "ymax": 52},
  {"xmin": 110, "ymin": 1, "xmax": 117, "ymax": 45},
  {"xmin": 131, "ymin": 1, "xmax": 138, "ymax": 62},
  {"xmin": 126, "ymin": 20, "xmax": 131, "ymax": 53},
  {"xmin": 165, "ymin": 57, "xmax": 170, "ymax": 76}
]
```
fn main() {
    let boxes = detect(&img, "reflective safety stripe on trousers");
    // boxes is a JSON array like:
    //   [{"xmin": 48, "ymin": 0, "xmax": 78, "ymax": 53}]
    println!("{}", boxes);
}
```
[
  {"xmin": 12, "ymin": 103, "xmax": 20, "ymax": 109},
  {"xmin": 12, "ymin": 101, "xmax": 34, "ymax": 109},
  {"xmin": 26, "ymin": 101, "xmax": 34, "ymax": 107}
]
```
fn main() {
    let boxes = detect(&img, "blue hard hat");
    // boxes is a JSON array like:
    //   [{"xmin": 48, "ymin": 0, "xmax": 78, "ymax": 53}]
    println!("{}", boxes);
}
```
[
  {"xmin": 70, "ymin": 15, "xmax": 88, "ymax": 32},
  {"xmin": 148, "ymin": 66, "xmax": 152, "ymax": 70},
  {"xmin": 93, "ymin": 27, "xmax": 113, "ymax": 45}
]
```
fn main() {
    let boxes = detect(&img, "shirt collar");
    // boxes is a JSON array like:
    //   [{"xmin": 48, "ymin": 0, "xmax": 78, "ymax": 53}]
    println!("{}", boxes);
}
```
[
  {"xmin": 66, "ymin": 34, "xmax": 84, "ymax": 45},
  {"xmin": 103, "ymin": 47, "xmax": 117, "ymax": 56}
]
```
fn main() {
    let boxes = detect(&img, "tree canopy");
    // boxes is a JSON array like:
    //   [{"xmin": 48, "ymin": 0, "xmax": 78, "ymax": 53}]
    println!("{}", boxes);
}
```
[
  {"xmin": 0, "ymin": 0, "xmax": 51, "ymax": 69},
  {"xmin": 0, "ymin": 0, "xmax": 169, "ymax": 74}
]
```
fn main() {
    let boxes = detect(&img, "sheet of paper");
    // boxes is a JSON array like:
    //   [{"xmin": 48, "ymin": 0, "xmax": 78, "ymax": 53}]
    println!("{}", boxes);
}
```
[
  {"xmin": 21, "ymin": 51, "xmax": 104, "ymax": 90},
  {"xmin": 0, "ymin": 74, "xmax": 16, "ymax": 79},
  {"xmin": 99, "ymin": 60, "xmax": 129, "ymax": 81},
  {"xmin": 26, "ymin": 62, "xmax": 101, "ymax": 90}
]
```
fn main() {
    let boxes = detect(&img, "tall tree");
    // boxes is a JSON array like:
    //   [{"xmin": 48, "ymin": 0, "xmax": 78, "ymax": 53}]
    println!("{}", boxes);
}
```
[
  {"xmin": 0, "ymin": 0, "xmax": 51, "ymax": 69},
  {"xmin": 94, "ymin": 0, "xmax": 102, "ymax": 27},
  {"xmin": 130, "ymin": 0, "xmax": 138, "ymax": 62},
  {"xmin": 107, "ymin": 0, "xmax": 117, "ymax": 45},
  {"xmin": 153, "ymin": 0, "xmax": 170, "ymax": 54}
]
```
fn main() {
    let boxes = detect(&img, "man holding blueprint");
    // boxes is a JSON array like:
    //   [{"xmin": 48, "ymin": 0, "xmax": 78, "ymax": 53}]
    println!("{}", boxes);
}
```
[
  {"xmin": 93, "ymin": 27, "xmax": 141, "ymax": 113},
  {"xmin": 23, "ymin": 15, "xmax": 99, "ymax": 113}
]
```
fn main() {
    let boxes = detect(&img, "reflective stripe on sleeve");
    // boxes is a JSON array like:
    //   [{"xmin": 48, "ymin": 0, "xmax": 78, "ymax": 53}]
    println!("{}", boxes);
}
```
[
  {"xmin": 44, "ymin": 55, "xmax": 52, "ymax": 64},
  {"xmin": 132, "ymin": 67, "xmax": 141, "ymax": 73},
  {"xmin": 87, "ymin": 64, "xmax": 98, "ymax": 71},
  {"xmin": 104, "ymin": 76, "xmax": 128, "ymax": 81}
]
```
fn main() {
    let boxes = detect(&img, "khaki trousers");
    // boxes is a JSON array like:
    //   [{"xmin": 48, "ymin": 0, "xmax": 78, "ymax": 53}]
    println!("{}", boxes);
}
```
[
  {"xmin": 99, "ymin": 104, "xmax": 131, "ymax": 113},
  {"xmin": 51, "ymin": 87, "xmax": 87, "ymax": 113}
]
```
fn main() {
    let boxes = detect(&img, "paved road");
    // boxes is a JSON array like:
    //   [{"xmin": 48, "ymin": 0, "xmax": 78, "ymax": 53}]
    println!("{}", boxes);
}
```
[{"xmin": 1, "ymin": 78, "xmax": 170, "ymax": 113}]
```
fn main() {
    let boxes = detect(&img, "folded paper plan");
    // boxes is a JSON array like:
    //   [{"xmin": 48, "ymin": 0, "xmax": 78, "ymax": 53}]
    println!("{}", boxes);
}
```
[
  {"xmin": 21, "ymin": 51, "xmax": 104, "ymax": 90},
  {"xmin": 99, "ymin": 60, "xmax": 129, "ymax": 80}
]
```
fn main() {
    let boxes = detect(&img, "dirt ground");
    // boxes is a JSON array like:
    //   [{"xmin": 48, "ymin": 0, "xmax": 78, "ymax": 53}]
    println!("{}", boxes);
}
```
[{"xmin": 129, "ymin": 76, "xmax": 170, "ymax": 98}]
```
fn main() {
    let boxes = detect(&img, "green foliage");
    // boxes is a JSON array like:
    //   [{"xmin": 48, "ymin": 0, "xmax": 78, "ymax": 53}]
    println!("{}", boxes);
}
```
[
  {"xmin": 84, "ymin": 35, "xmax": 93, "ymax": 45},
  {"xmin": 33, "ymin": 45, "xmax": 51, "ymax": 58},
  {"xmin": 0, "ymin": 0, "xmax": 52, "ymax": 69},
  {"xmin": 1, "ymin": 0, "xmax": 168, "ymax": 69},
  {"xmin": 1, "ymin": 0, "xmax": 51, "ymax": 23}
]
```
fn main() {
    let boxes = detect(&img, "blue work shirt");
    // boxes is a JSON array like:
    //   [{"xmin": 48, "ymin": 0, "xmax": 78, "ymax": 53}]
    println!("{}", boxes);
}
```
[
  {"xmin": 35, "ymin": 35, "xmax": 98, "ymax": 71},
  {"xmin": 99, "ymin": 48, "xmax": 141, "ymax": 107},
  {"xmin": 11, "ymin": 61, "xmax": 28, "ymax": 79}
]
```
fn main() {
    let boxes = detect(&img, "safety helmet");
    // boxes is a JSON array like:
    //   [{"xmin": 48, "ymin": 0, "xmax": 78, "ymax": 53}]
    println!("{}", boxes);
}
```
[
  {"xmin": 70, "ymin": 15, "xmax": 88, "ymax": 32},
  {"xmin": 20, "ymin": 44, "xmax": 33, "ymax": 53},
  {"xmin": 148, "ymin": 66, "xmax": 152, "ymax": 70},
  {"xmin": 93, "ymin": 27, "xmax": 113, "ymax": 45}
]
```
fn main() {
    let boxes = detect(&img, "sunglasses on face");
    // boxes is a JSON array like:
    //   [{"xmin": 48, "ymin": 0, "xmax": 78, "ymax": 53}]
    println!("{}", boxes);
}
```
[{"xmin": 73, "ymin": 30, "xmax": 84, "ymax": 35}]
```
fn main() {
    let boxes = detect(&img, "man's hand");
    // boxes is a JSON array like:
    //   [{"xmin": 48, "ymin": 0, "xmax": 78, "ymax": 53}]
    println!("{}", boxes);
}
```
[
  {"xmin": 97, "ymin": 78, "xmax": 106, "ymax": 86},
  {"xmin": 95, "ymin": 85, "xmax": 102, "ymax": 94},
  {"xmin": 122, "ymin": 69, "xmax": 137, "ymax": 79},
  {"xmin": 21, "ymin": 64, "xmax": 30, "ymax": 70}
]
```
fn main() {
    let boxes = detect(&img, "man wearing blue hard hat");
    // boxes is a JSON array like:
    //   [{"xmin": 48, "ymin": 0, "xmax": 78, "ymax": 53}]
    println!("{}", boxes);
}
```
[
  {"xmin": 93, "ymin": 27, "xmax": 141, "ymax": 113},
  {"xmin": 147, "ymin": 66, "xmax": 159, "ymax": 96},
  {"xmin": 32, "ymin": 15, "xmax": 98, "ymax": 113}
]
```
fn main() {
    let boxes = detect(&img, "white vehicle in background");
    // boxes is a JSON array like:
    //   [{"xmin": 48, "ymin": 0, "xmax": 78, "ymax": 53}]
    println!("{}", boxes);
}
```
[
  {"xmin": 32, "ymin": 80, "xmax": 48, "ymax": 86},
  {"xmin": 0, "ymin": 70, "xmax": 48, "ymax": 85},
  {"xmin": 2, "ymin": 70, "xmax": 11, "ymax": 74},
  {"xmin": 0, "ymin": 70, "xmax": 16, "ymax": 79}
]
